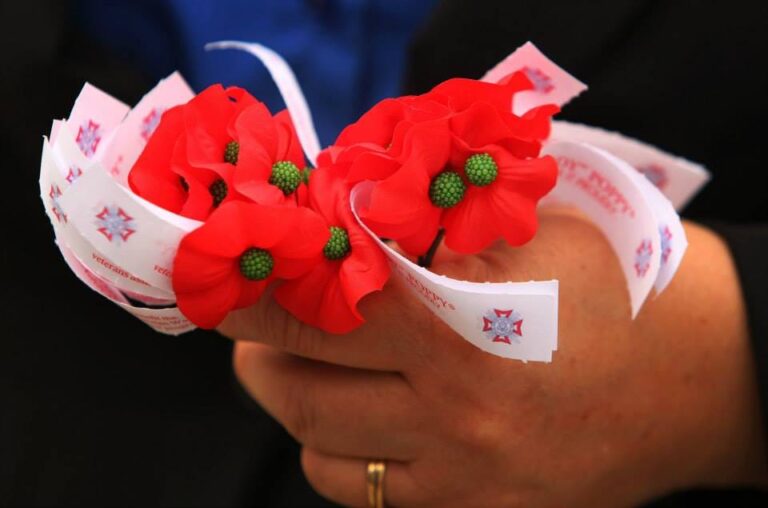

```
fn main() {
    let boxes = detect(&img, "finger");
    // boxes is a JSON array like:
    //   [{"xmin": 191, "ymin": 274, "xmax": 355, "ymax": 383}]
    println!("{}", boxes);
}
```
[
  {"xmin": 234, "ymin": 342, "xmax": 425, "ymax": 460},
  {"xmin": 301, "ymin": 447, "xmax": 428, "ymax": 508},
  {"xmin": 218, "ymin": 281, "xmax": 437, "ymax": 372}
]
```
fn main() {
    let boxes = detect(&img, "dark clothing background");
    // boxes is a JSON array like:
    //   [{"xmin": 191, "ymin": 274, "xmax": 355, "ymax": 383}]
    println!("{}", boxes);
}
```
[{"xmin": 1, "ymin": 0, "xmax": 767, "ymax": 507}]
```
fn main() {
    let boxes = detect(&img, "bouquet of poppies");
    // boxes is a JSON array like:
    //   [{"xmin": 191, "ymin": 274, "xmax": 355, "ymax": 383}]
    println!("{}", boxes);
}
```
[{"xmin": 39, "ymin": 42, "xmax": 706, "ymax": 362}]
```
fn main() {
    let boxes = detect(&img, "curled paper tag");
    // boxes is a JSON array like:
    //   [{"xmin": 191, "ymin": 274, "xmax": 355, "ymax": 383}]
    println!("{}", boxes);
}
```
[
  {"xmin": 605, "ymin": 148, "xmax": 687, "ymax": 295},
  {"xmin": 100, "ymin": 72, "xmax": 195, "ymax": 186},
  {"xmin": 67, "ymin": 83, "xmax": 130, "ymax": 160},
  {"xmin": 57, "ymin": 239, "xmax": 131, "ymax": 305},
  {"xmin": 49, "ymin": 121, "xmax": 92, "ymax": 185},
  {"xmin": 40, "ymin": 138, "xmax": 177, "ymax": 302},
  {"xmin": 58, "ymin": 166, "xmax": 200, "ymax": 293},
  {"xmin": 482, "ymin": 41, "xmax": 588, "ymax": 115},
  {"xmin": 542, "ymin": 141, "xmax": 672, "ymax": 316},
  {"xmin": 352, "ymin": 183, "xmax": 559, "ymax": 362},
  {"xmin": 58, "ymin": 241, "xmax": 195, "ymax": 335},
  {"xmin": 550, "ymin": 121, "xmax": 709, "ymax": 210}
]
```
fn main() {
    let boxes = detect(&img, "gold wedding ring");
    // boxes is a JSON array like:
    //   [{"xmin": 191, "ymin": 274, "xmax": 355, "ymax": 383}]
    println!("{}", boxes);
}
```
[{"xmin": 366, "ymin": 461, "xmax": 386, "ymax": 508}]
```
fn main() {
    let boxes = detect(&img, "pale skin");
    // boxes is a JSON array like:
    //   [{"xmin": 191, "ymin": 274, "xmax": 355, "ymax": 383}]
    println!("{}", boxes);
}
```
[{"xmin": 219, "ymin": 209, "xmax": 768, "ymax": 507}]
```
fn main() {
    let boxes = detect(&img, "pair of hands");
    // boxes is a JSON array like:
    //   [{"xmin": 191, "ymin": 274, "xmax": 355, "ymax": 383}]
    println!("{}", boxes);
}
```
[{"xmin": 219, "ymin": 210, "xmax": 766, "ymax": 507}]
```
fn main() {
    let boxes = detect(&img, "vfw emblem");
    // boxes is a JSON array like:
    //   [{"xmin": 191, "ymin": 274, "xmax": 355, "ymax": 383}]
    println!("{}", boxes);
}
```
[
  {"xmin": 659, "ymin": 225, "xmax": 673, "ymax": 265},
  {"xmin": 482, "ymin": 309, "xmax": 523, "ymax": 345},
  {"xmin": 521, "ymin": 66, "xmax": 554, "ymax": 93},
  {"xmin": 76, "ymin": 119, "xmax": 102, "ymax": 158},
  {"xmin": 634, "ymin": 238, "xmax": 653, "ymax": 277},
  {"xmin": 49, "ymin": 185, "xmax": 66, "ymax": 223},
  {"xmin": 95, "ymin": 205, "xmax": 136, "ymax": 243},
  {"xmin": 636, "ymin": 163, "xmax": 668, "ymax": 190},
  {"xmin": 141, "ymin": 107, "xmax": 165, "ymax": 141},
  {"xmin": 66, "ymin": 166, "xmax": 83, "ymax": 184}
]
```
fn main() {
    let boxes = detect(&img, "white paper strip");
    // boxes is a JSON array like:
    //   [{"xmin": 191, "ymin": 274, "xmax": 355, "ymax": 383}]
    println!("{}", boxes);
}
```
[
  {"xmin": 40, "ymin": 139, "xmax": 177, "ymax": 302},
  {"xmin": 550, "ymin": 121, "xmax": 709, "ymax": 210},
  {"xmin": 611, "ymin": 149, "xmax": 688, "ymax": 294},
  {"xmin": 50, "ymin": 121, "xmax": 92, "ymax": 185},
  {"xmin": 100, "ymin": 72, "xmax": 195, "ymax": 187},
  {"xmin": 541, "ymin": 141, "xmax": 662, "ymax": 317},
  {"xmin": 59, "ymin": 241, "xmax": 195, "ymax": 335},
  {"xmin": 67, "ymin": 83, "xmax": 130, "ymax": 160},
  {"xmin": 482, "ymin": 41, "xmax": 588, "ymax": 115},
  {"xmin": 58, "ymin": 166, "xmax": 200, "ymax": 293}
]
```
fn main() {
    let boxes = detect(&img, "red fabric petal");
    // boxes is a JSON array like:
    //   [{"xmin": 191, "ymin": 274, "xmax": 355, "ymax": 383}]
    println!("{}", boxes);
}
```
[
  {"xmin": 235, "ymin": 176, "xmax": 293, "ymax": 206},
  {"xmin": 174, "ymin": 200, "xmax": 323, "ymax": 326},
  {"xmin": 274, "ymin": 168, "xmax": 390, "ymax": 333},
  {"xmin": 306, "ymin": 168, "xmax": 338, "ymax": 221},
  {"xmin": 183, "ymin": 85, "xmax": 240, "ymax": 172},
  {"xmin": 224, "ymin": 86, "xmax": 260, "ymax": 110},
  {"xmin": 274, "ymin": 109, "xmax": 305, "ymax": 167},
  {"xmin": 234, "ymin": 279, "xmax": 268, "ymax": 309},
  {"xmin": 442, "ymin": 150, "xmax": 557, "ymax": 254},
  {"xmin": 335, "ymin": 98, "xmax": 407, "ymax": 147},
  {"xmin": 425, "ymin": 74, "xmax": 533, "ymax": 113},
  {"xmin": 311, "ymin": 169, "xmax": 391, "ymax": 306},
  {"xmin": 390, "ymin": 206, "xmax": 442, "ymax": 256},
  {"xmin": 270, "ymin": 207, "xmax": 328, "ymax": 279},
  {"xmin": 360, "ymin": 121, "xmax": 450, "ymax": 243},
  {"xmin": 344, "ymin": 150, "xmax": 401, "ymax": 184},
  {"xmin": 274, "ymin": 261, "xmax": 364, "ymax": 334},
  {"xmin": 172, "ymin": 230, "xmax": 243, "ymax": 329},
  {"xmin": 234, "ymin": 101, "xmax": 280, "ymax": 160},
  {"xmin": 175, "ymin": 269, "xmax": 242, "ymax": 329}
]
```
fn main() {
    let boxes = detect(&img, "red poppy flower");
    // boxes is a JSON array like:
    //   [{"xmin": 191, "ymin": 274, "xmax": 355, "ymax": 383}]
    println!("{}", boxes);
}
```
[
  {"xmin": 352, "ymin": 121, "xmax": 452, "ymax": 255},
  {"xmin": 274, "ymin": 169, "xmax": 391, "ymax": 334},
  {"xmin": 330, "ymin": 73, "xmax": 560, "ymax": 256},
  {"xmin": 440, "ymin": 102, "xmax": 558, "ymax": 253},
  {"xmin": 129, "ymin": 85, "xmax": 258, "ymax": 220},
  {"xmin": 172, "ymin": 201, "xmax": 328, "ymax": 329},
  {"xmin": 232, "ymin": 105, "xmax": 307, "ymax": 206}
]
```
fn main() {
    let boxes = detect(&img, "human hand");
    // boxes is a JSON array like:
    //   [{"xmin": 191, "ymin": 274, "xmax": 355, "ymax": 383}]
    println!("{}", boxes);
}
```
[{"xmin": 219, "ymin": 210, "xmax": 767, "ymax": 507}]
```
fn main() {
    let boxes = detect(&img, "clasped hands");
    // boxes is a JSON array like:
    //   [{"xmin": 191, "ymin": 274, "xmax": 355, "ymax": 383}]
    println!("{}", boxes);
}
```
[{"xmin": 219, "ymin": 210, "xmax": 766, "ymax": 507}]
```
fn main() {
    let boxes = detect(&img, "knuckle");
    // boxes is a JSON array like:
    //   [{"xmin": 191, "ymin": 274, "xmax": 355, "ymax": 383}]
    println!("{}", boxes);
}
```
[
  {"xmin": 265, "ymin": 299, "xmax": 319, "ymax": 358},
  {"xmin": 451, "ymin": 410, "xmax": 506, "ymax": 454}
]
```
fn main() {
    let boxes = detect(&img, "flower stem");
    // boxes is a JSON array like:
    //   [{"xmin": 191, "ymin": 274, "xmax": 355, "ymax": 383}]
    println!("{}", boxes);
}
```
[{"xmin": 417, "ymin": 229, "xmax": 445, "ymax": 268}]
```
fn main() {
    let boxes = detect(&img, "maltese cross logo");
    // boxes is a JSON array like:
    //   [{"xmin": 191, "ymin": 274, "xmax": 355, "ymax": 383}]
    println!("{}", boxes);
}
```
[
  {"xmin": 49, "ymin": 185, "xmax": 66, "ymax": 223},
  {"xmin": 634, "ymin": 238, "xmax": 653, "ymax": 277},
  {"xmin": 95, "ymin": 205, "xmax": 136, "ymax": 243},
  {"xmin": 659, "ymin": 225, "xmax": 673, "ymax": 265},
  {"xmin": 636, "ymin": 163, "xmax": 668, "ymax": 190},
  {"xmin": 521, "ymin": 66, "xmax": 554, "ymax": 93},
  {"xmin": 66, "ymin": 166, "xmax": 83, "ymax": 184},
  {"xmin": 141, "ymin": 108, "xmax": 165, "ymax": 141},
  {"xmin": 482, "ymin": 309, "xmax": 523, "ymax": 345},
  {"xmin": 76, "ymin": 119, "xmax": 102, "ymax": 158}
]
